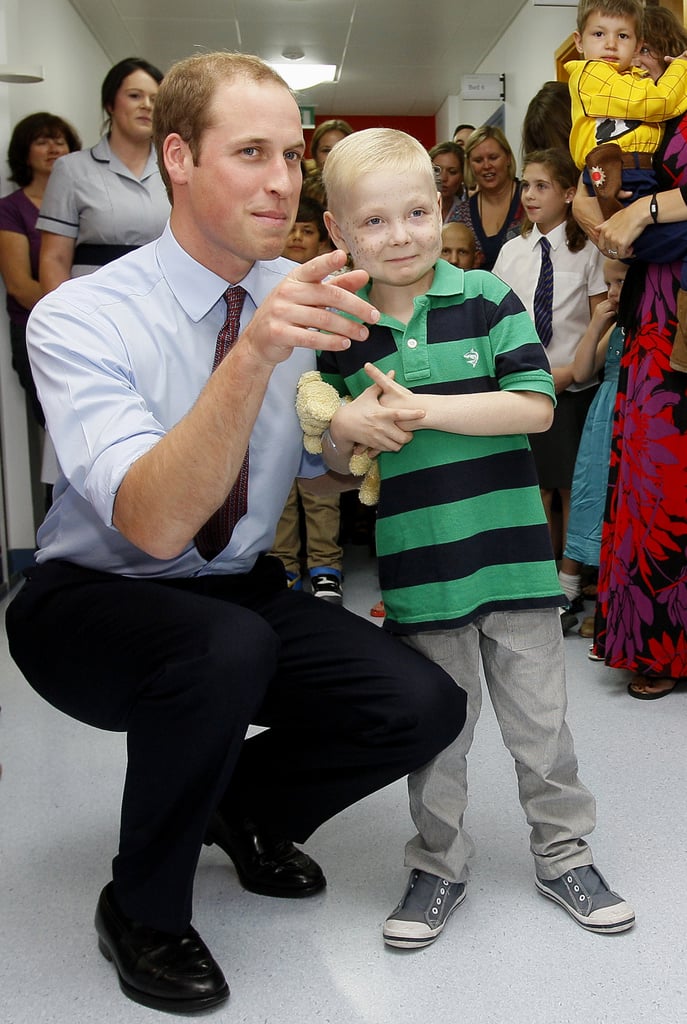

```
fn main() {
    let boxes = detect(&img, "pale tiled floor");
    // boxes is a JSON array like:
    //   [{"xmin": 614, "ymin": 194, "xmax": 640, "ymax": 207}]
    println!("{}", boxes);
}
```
[{"xmin": 1, "ymin": 545, "xmax": 686, "ymax": 1024}]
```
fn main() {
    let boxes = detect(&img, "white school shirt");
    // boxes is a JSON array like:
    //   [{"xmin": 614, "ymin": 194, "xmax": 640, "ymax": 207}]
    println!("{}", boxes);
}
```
[{"xmin": 492, "ymin": 221, "xmax": 606, "ymax": 392}]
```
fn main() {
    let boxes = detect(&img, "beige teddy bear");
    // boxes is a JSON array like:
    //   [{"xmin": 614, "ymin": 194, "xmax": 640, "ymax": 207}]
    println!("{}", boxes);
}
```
[{"xmin": 296, "ymin": 370, "xmax": 380, "ymax": 506}]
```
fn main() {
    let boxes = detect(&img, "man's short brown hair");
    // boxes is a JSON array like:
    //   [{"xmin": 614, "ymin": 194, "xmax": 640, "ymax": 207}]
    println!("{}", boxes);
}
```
[{"xmin": 153, "ymin": 51, "xmax": 291, "ymax": 201}]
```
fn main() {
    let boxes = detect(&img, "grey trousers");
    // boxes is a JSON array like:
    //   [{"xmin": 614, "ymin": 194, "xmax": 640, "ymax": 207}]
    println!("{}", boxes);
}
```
[{"xmin": 402, "ymin": 608, "xmax": 596, "ymax": 883}]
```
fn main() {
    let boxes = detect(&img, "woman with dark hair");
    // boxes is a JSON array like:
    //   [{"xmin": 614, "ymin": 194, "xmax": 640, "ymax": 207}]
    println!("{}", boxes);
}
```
[
  {"xmin": 573, "ymin": 6, "xmax": 687, "ymax": 696},
  {"xmin": 521, "ymin": 81, "xmax": 573, "ymax": 158},
  {"xmin": 38, "ymin": 57, "xmax": 169, "ymax": 291},
  {"xmin": 0, "ymin": 112, "xmax": 80, "ymax": 424},
  {"xmin": 429, "ymin": 140, "xmax": 465, "ymax": 222}
]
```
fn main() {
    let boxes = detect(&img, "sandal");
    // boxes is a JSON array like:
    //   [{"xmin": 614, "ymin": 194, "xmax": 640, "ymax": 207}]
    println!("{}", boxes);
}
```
[{"xmin": 627, "ymin": 675, "xmax": 678, "ymax": 700}]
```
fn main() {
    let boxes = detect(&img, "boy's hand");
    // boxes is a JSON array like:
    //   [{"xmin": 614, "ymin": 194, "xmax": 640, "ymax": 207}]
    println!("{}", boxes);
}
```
[
  {"xmin": 331, "ymin": 366, "xmax": 425, "ymax": 452},
  {"xmin": 363, "ymin": 362, "xmax": 427, "ymax": 430},
  {"xmin": 592, "ymin": 296, "xmax": 619, "ymax": 324}
]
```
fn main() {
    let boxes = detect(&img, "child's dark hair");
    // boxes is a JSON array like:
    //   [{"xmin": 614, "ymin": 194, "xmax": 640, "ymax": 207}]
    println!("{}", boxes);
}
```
[
  {"xmin": 296, "ymin": 194, "xmax": 327, "ymax": 241},
  {"xmin": 8, "ymin": 112, "xmax": 82, "ymax": 186},
  {"xmin": 520, "ymin": 148, "xmax": 587, "ymax": 253}
]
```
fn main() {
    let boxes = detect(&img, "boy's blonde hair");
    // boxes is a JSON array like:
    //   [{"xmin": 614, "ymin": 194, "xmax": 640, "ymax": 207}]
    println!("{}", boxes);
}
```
[
  {"xmin": 323, "ymin": 128, "xmax": 437, "ymax": 217},
  {"xmin": 576, "ymin": 0, "xmax": 645, "ymax": 36}
]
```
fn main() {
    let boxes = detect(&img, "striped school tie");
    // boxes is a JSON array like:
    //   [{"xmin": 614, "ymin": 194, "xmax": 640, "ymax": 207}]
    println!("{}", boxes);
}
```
[{"xmin": 533, "ymin": 236, "xmax": 553, "ymax": 348}]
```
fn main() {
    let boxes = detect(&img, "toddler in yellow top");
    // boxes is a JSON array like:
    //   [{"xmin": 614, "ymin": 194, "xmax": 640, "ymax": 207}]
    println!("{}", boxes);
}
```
[{"xmin": 567, "ymin": 0, "xmax": 687, "ymax": 218}]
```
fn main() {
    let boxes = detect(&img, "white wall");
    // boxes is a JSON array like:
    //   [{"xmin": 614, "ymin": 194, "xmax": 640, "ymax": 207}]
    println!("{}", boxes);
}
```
[
  {"xmin": 436, "ymin": 0, "xmax": 576, "ymax": 158},
  {"xmin": 0, "ymin": 0, "xmax": 109, "ymax": 580}
]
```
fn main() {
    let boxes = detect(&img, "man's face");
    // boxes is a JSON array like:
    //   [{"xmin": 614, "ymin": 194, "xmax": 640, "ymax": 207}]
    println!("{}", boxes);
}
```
[
  {"xmin": 170, "ymin": 78, "xmax": 306, "ymax": 277},
  {"xmin": 453, "ymin": 127, "xmax": 473, "ymax": 149},
  {"xmin": 574, "ymin": 12, "xmax": 638, "ymax": 72}
]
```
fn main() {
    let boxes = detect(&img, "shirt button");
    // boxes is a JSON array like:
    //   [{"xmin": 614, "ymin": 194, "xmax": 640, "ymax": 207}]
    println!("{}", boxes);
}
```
[{"xmin": 407, "ymin": 338, "xmax": 418, "ymax": 348}]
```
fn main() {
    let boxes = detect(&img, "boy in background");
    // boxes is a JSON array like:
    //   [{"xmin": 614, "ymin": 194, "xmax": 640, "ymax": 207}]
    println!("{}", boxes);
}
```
[
  {"xmin": 271, "ymin": 195, "xmax": 344, "ymax": 601},
  {"xmin": 318, "ymin": 127, "xmax": 635, "ymax": 948},
  {"xmin": 441, "ymin": 222, "xmax": 476, "ymax": 269}
]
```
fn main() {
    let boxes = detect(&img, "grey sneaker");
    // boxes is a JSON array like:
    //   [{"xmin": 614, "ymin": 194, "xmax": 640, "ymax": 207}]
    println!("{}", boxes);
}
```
[
  {"xmin": 383, "ymin": 869, "xmax": 466, "ymax": 948},
  {"xmin": 536, "ymin": 865, "xmax": 635, "ymax": 933}
]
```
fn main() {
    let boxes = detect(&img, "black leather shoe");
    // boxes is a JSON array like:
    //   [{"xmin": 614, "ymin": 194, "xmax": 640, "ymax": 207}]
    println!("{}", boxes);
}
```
[
  {"xmin": 204, "ymin": 813, "xmax": 326, "ymax": 898},
  {"xmin": 95, "ymin": 883, "xmax": 229, "ymax": 1013}
]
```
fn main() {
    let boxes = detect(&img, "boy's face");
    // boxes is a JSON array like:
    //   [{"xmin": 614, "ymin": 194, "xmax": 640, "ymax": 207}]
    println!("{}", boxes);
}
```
[
  {"xmin": 325, "ymin": 168, "xmax": 442, "ymax": 293},
  {"xmin": 282, "ymin": 219, "xmax": 324, "ymax": 263},
  {"xmin": 441, "ymin": 223, "xmax": 475, "ymax": 269},
  {"xmin": 574, "ymin": 12, "xmax": 639, "ymax": 72}
]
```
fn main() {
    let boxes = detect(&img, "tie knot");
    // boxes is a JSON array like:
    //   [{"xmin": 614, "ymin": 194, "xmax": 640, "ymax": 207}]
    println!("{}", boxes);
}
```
[
  {"xmin": 224, "ymin": 285, "xmax": 247, "ymax": 319},
  {"xmin": 539, "ymin": 236, "xmax": 551, "ymax": 257}
]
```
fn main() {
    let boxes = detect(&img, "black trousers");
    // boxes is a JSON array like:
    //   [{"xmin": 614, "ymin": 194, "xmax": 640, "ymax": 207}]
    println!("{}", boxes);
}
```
[{"xmin": 6, "ymin": 556, "xmax": 465, "ymax": 933}]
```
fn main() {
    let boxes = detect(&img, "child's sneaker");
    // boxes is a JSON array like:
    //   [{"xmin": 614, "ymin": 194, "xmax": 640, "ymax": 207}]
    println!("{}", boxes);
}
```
[
  {"xmin": 309, "ymin": 569, "xmax": 343, "ymax": 603},
  {"xmin": 535, "ymin": 865, "xmax": 635, "ymax": 933},
  {"xmin": 383, "ymin": 869, "xmax": 466, "ymax": 948},
  {"xmin": 285, "ymin": 571, "xmax": 302, "ymax": 591}
]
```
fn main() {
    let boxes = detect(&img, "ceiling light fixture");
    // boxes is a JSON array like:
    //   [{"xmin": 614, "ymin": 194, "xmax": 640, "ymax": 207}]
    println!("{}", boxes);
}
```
[
  {"xmin": 268, "ymin": 49, "xmax": 336, "ymax": 90},
  {"xmin": 0, "ymin": 64, "xmax": 44, "ymax": 83}
]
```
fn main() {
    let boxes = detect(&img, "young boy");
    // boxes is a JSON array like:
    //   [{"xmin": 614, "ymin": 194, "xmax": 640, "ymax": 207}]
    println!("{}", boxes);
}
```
[
  {"xmin": 567, "ymin": 0, "xmax": 687, "ymax": 368},
  {"xmin": 441, "ymin": 221, "xmax": 477, "ymax": 269},
  {"xmin": 567, "ymin": 0, "xmax": 687, "ymax": 219},
  {"xmin": 318, "ymin": 127, "xmax": 635, "ymax": 947},
  {"xmin": 270, "ymin": 194, "xmax": 344, "ymax": 601}
]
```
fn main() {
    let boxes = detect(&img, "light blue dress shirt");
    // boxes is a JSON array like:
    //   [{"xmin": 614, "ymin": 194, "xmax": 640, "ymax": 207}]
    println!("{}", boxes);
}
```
[{"xmin": 27, "ymin": 223, "xmax": 320, "ymax": 577}]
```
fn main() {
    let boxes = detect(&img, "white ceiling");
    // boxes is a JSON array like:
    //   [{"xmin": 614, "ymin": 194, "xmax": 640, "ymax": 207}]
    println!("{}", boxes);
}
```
[{"xmin": 67, "ymin": 0, "xmax": 527, "ymax": 117}]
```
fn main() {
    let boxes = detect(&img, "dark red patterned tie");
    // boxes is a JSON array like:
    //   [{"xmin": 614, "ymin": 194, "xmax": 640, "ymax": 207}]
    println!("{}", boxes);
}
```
[{"xmin": 195, "ymin": 285, "xmax": 248, "ymax": 560}]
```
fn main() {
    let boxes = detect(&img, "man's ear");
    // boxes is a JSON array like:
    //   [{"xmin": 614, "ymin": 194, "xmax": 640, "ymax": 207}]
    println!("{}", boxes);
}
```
[
  {"xmin": 323, "ymin": 210, "xmax": 348, "ymax": 254},
  {"xmin": 163, "ymin": 133, "xmax": 192, "ymax": 188}
]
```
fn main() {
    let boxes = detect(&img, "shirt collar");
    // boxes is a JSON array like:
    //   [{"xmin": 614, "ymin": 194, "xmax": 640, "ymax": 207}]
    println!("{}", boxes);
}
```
[
  {"xmin": 154, "ymin": 222, "xmax": 295, "ymax": 323},
  {"xmin": 357, "ymin": 259, "xmax": 464, "ymax": 325},
  {"xmin": 90, "ymin": 135, "xmax": 159, "ymax": 182},
  {"xmin": 529, "ymin": 220, "xmax": 567, "ymax": 252}
]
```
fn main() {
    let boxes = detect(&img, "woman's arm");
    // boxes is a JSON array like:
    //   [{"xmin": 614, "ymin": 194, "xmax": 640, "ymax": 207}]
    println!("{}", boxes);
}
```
[
  {"xmin": 598, "ymin": 188, "xmax": 687, "ymax": 257},
  {"xmin": 0, "ymin": 231, "xmax": 43, "ymax": 310},
  {"xmin": 39, "ymin": 231, "xmax": 76, "ymax": 293}
]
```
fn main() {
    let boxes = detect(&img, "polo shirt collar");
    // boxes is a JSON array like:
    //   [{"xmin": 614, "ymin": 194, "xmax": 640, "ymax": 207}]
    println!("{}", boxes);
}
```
[{"xmin": 358, "ymin": 259, "xmax": 464, "ymax": 325}]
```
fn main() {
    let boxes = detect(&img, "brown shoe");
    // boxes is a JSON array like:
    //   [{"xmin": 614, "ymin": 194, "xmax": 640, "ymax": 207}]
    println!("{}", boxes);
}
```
[
  {"xmin": 585, "ymin": 143, "xmax": 624, "ymax": 219},
  {"xmin": 579, "ymin": 615, "xmax": 595, "ymax": 639}
]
